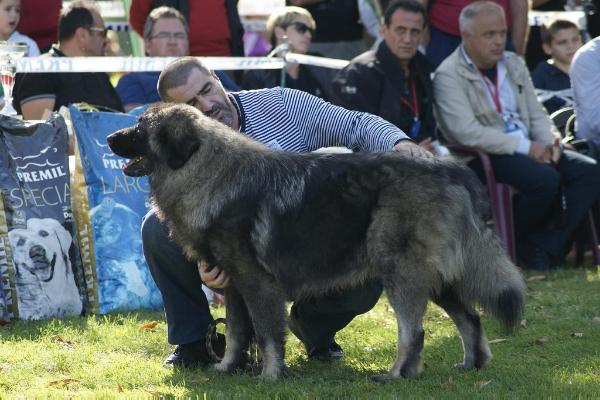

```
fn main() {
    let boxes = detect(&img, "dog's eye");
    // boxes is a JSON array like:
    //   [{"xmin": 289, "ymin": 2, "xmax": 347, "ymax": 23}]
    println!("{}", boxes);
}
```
[
  {"xmin": 38, "ymin": 230, "xmax": 49, "ymax": 237},
  {"xmin": 17, "ymin": 238, "xmax": 26, "ymax": 246}
]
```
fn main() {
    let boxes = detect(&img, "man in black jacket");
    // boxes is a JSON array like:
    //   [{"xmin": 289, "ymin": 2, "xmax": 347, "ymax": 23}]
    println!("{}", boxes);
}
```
[{"xmin": 333, "ymin": 0, "xmax": 438, "ymax": 153}]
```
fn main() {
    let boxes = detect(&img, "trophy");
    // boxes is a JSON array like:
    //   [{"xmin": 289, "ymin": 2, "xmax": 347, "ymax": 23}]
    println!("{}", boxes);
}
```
[{"xmin": 0, "ymin": 42, "xmax": 27, "ymax": 117}]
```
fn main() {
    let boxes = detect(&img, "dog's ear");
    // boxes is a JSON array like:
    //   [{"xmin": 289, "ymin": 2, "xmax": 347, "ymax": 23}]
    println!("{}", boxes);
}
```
[{"xmin": 157, "ymin": 120, "xmax": 200, "ymax": 170}]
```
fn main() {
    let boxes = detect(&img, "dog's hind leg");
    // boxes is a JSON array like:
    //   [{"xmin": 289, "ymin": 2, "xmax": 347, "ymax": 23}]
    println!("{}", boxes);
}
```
[
  {"xmin": 431, "ymin": 286, "xmax": 492, "ymax": 370},
  {"xmin": 214, "ymin": 286, "xmax": 254, "ymax": 373},
  {"xmin": 378, "ymin": 274, "xmax": 429, "ymax": 380}
]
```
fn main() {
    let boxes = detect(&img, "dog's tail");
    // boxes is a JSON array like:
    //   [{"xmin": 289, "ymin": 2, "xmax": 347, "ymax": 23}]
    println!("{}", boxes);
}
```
[
  {"xmin": 452, "ymin": 206, "xmax": 526, "ymax": 333},
  {"xmin": 441, "ymin": 166, "xmax": 525, "ymax": 333}
]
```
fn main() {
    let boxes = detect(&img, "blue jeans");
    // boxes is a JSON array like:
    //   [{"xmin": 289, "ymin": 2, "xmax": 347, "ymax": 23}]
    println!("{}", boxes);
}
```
[{"xmin": 141, "ymin": 210, "xmax": 383, "ymax": 349}]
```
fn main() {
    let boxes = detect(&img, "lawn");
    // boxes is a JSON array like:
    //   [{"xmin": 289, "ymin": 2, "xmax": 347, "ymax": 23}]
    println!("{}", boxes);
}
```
[{"xmin": 1, "ymin": 266, "xmax": 599, "ymax": 399}]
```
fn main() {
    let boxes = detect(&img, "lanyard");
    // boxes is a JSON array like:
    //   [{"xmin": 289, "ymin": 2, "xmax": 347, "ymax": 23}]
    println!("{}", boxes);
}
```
[
  {"xmin": 399, "ymin": 79, "xmax": 419, "ymax": 119},
  {"xmin": 478, "ymin": 66, "xmax": 502, "ymax": 114}
]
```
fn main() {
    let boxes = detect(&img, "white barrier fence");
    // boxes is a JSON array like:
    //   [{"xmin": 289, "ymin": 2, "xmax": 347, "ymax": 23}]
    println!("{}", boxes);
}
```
[{"xmin": 15, "ymin": 54, "xmax": 350, "ymax": 73}]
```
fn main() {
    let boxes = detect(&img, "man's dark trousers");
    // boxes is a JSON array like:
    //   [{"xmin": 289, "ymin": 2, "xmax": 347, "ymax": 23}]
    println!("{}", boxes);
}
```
[{"xmin": 468, "ymin": 149, "xmax": 600, "ymax": 258}]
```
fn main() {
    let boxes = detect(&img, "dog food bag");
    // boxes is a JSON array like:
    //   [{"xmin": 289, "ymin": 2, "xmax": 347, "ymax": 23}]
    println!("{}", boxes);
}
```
[
  {"xmin": 0, "ymin": 214, "xmax": 10, "ymax": 321},
  {"xmin": 0, "ymin": 114, "xmax": 87, "ymax": 320},
  {"xmin": 68, "ymin": 105, "xmax": 162, "ymax": 314}
]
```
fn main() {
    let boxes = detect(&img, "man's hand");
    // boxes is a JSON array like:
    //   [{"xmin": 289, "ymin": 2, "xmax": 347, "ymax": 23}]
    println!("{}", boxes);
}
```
[
  {"xmin": 394, "ymin": 140, "xmax": 434, "ymax": 158},
  {"xmin": 417, "ymin": 137, "xmax": 436, "ymax": 154},
  {"xmin": 528, "ymin": 141, "xmax": 552, "ymax": 163},
  {"xmin": 198, "ymin": 260, "xmax": 230, "ymax": 289}
]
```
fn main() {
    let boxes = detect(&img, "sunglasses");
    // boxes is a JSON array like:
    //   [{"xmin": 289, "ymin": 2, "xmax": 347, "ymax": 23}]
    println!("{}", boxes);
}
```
[
  {"xmin": 87, "ymin": 26, "xmax": 108, "ymax": 38},
  {"xmin": 287, "ymin": 21, "xmax": 314, "ymax": 35}
]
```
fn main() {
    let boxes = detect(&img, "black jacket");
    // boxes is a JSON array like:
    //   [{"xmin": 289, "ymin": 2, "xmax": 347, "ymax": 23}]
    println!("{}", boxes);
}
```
[
  {"xmin": 332, "ymin": 41, "xmax": 436, "ymax": 142},
  {"xmin": 241, "ymin": 64, "xmax": 335, "ymax": 102}
]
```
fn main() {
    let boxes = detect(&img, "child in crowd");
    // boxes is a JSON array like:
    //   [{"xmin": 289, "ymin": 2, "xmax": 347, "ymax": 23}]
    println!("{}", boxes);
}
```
[
  {"xmin": 0, "ymin": 0, "xmax": 39, "ymax": 56},
  {"xmin": 531, "ymin": 19, "xmax": 582, "ymax": 115}
]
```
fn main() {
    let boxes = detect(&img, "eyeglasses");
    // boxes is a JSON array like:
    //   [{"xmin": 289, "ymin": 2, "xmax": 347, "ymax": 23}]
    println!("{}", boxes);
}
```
[
  {"xmin": 87, "ymin": 26, "xmax": 108, "ymax": 38},
  {"xmin": 150, "ymin": 32, "xmax": 188, "ymax": 41},
  {"xmin": 286, "ymin": 21, "xmax": 314, "ymax": 35}
]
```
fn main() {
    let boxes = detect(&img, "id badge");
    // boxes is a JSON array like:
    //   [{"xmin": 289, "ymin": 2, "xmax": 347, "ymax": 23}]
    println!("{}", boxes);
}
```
[{"xmin": 410, "ymin": 118, "xmax": 421, "ymax": 139}]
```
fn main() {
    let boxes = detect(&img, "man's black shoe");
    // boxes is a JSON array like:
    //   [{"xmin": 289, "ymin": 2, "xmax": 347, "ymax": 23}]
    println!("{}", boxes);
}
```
[
  {"xmin": 163, "ymin": 340, "xmax": 211, "ymax": 368},
  {"xmin": 307, "ymin": 341, "xmax": 344, "ymax": 362},
  {"xmin": 288, "ymin": 316, "xmax": 343, "ymax": 361},
  {"xmin": 519, "ymin": 246, "xmax": 552, "ymax": 271}
]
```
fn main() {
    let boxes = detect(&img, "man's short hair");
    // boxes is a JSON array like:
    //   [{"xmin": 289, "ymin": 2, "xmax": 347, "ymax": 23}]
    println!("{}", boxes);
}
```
[
  {"xmin": 383, "ymin": 0, "xmax": 427, "ymax": 27},
  {"xmin": 142, "ymin": 6, "xmax": 188, "ymax": 40},
  {"xmin": 158, "ymin": 56, "xmax": 211, "ymax": 101},
  {"xmin": 540, "ymin": 19, "xmax": 580, "ymax": 45},
  {"xmin": 58, "ymin": 0, "xmax": 99, "ymax": 41},
  {"xmin": 265, "ymin": 6, "xmax": 316, "ymax": 47},
  {"xmin": 459, "ymin": 1, "xmax": 505, "ymax": 34}
]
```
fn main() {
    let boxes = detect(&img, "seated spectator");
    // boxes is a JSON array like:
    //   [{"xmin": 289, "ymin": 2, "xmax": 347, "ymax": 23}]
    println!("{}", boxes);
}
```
[
  {"xmin": 423, "ymin": 0, "xmax": 528, "ymax": 69},
  {"xmin": 129, "ymin": 0, "xmax": 244, "ymax": 58},
  {"xmin": 433, "ymin": 1, "xmax": 600, "ymax": 270},
  {"xmin": 116, "ymin": 6, "xmax": 238, "ymax": 112},
  {"xmin": 570, "ymin": 36, "xmax": 600, "ymax": 147},
  {"xmin": 333, "ymin": 0, "xmax": 438, "ymax": 153},
  {"xmin": 241, "ymin": 6, "xmax": 334, "ymax": 101},
  {"xmin": 1, "ymin": 0, "xmax": 39, "ymax": 56},
  {"xmin": 14, "ymin": 0, "xmax": 123, "ymax": 119},
  {"xmin": 289, "ymin": 0, "xmax": 368, "ymax": 60},
  {"xmin": 531, "ymin": 19, "xmax": 582, "ymax": 115}
]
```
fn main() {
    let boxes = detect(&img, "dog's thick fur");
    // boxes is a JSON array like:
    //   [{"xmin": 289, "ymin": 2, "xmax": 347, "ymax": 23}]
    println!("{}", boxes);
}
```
[{"xmin": 108, "ymin": 103, "xmax": 526, "ymax": 380}]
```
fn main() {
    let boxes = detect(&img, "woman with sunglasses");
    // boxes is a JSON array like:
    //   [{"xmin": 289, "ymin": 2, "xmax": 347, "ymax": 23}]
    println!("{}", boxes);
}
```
[{"xmin": 241, "ymin": 7, "xmax": 335, "ymax": 102}]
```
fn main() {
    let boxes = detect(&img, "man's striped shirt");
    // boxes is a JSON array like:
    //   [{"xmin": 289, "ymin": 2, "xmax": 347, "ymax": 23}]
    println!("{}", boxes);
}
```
[{"xmin": 230, "ymin": 87, "xmax": 408, "ymax": 152}]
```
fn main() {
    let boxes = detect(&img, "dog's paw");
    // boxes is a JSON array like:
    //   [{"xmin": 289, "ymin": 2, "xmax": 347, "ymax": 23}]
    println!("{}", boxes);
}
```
[
  {"xmin": 212, "ymin": 361, "xmax": 236, "ymax": 373},
  {"xmin": 259, "ymin": 363, "xmax": 287, "ymax": 380}
]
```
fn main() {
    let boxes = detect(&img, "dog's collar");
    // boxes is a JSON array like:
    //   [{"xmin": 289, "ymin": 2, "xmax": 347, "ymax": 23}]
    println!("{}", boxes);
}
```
[{"xmin": 228, "ymin": 93, "xmax": 245, "ymax": 133}]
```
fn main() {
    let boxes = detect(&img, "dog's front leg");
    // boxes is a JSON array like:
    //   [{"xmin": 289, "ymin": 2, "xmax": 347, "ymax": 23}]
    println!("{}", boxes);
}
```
[
  {"xmin": 239, "ymin": 282, "xmax": 288, "ymax": 379},
  {"xmin": 214, "ymin": 286, "xmax": 253, "ymax": 373}
]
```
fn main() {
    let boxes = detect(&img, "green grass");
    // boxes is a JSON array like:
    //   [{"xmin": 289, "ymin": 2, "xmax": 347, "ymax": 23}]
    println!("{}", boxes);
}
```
[{"xmin": 1, "ymin": 267, "xmax": 600, "ymax": 399}]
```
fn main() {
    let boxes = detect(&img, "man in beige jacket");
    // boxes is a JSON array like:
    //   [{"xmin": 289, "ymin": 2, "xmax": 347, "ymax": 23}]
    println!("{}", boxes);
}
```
[{"xmin": 433, "ymin": 1, "xmax": 600, "ymax": 270}]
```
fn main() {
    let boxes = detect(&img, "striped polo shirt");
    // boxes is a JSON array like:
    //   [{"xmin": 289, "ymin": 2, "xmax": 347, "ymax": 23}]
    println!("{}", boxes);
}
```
[{"xmin": 230, "ymin": 87, "xmax": 408, "ymax": 153}]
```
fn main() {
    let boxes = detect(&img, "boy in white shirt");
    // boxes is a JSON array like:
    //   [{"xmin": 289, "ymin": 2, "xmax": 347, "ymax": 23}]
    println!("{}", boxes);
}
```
[{"xmin": 0, "ymin": 0, "xmax": 39, "ymax": 56}]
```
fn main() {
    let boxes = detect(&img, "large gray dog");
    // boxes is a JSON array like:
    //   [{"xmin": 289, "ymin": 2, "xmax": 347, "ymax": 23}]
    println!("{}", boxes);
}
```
[{"xmin": 108, "ymin": 103, "xmax": 526, "ymax": 380}]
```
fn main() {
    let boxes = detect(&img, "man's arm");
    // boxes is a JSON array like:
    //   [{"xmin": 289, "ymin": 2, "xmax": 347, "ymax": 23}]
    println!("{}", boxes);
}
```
[
  {"xmin": 282, "ymin": 88, "xmax": 409, "ymax": 152},
  {"xmin": 509, "ymin": 0, "xmax": 529, "ymax": 55},
  {"xmin": 570, "ymin": 45, "xmax": 600, "ymax": 140},
  {"xmin": 21, "ymin": 98, "xmax": 56, "ymax": 120},
  {"xmin": 512, "ymin": 57, "xmax": 559, "ymax": 144}
]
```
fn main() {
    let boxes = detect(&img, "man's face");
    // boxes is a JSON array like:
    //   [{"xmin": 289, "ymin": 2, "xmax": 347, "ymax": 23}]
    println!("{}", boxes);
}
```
[
  {"xmin": 381, "ymin": 9, "xmax": 424, "ymax": 66},
  {"xmin": 543, "ymin": 27, "xmax": 582, "ymax": 66},
  {"xmin": 84, "ymin": 11, "xmax": 107, "ymax": 56},
  {"xmin": 166, "ymin": 67, "xmax": 235, "ymax": 127},
  {"xmin": 462, "ymin": 11, "xmax": 507, "ymax": 68},
  {"xmin": 144, "ymin": 17, "xmax": 189, "ymax": 57}
]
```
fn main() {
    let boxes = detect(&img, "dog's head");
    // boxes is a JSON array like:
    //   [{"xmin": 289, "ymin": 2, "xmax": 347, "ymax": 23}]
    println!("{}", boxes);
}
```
[
  {"xmin": 9, "ymin": 218, "xmax": 72, "ymax": 284},
  {"xmin": 107, "ymin": 103, "xmax": 204, "ymax": 177}
]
